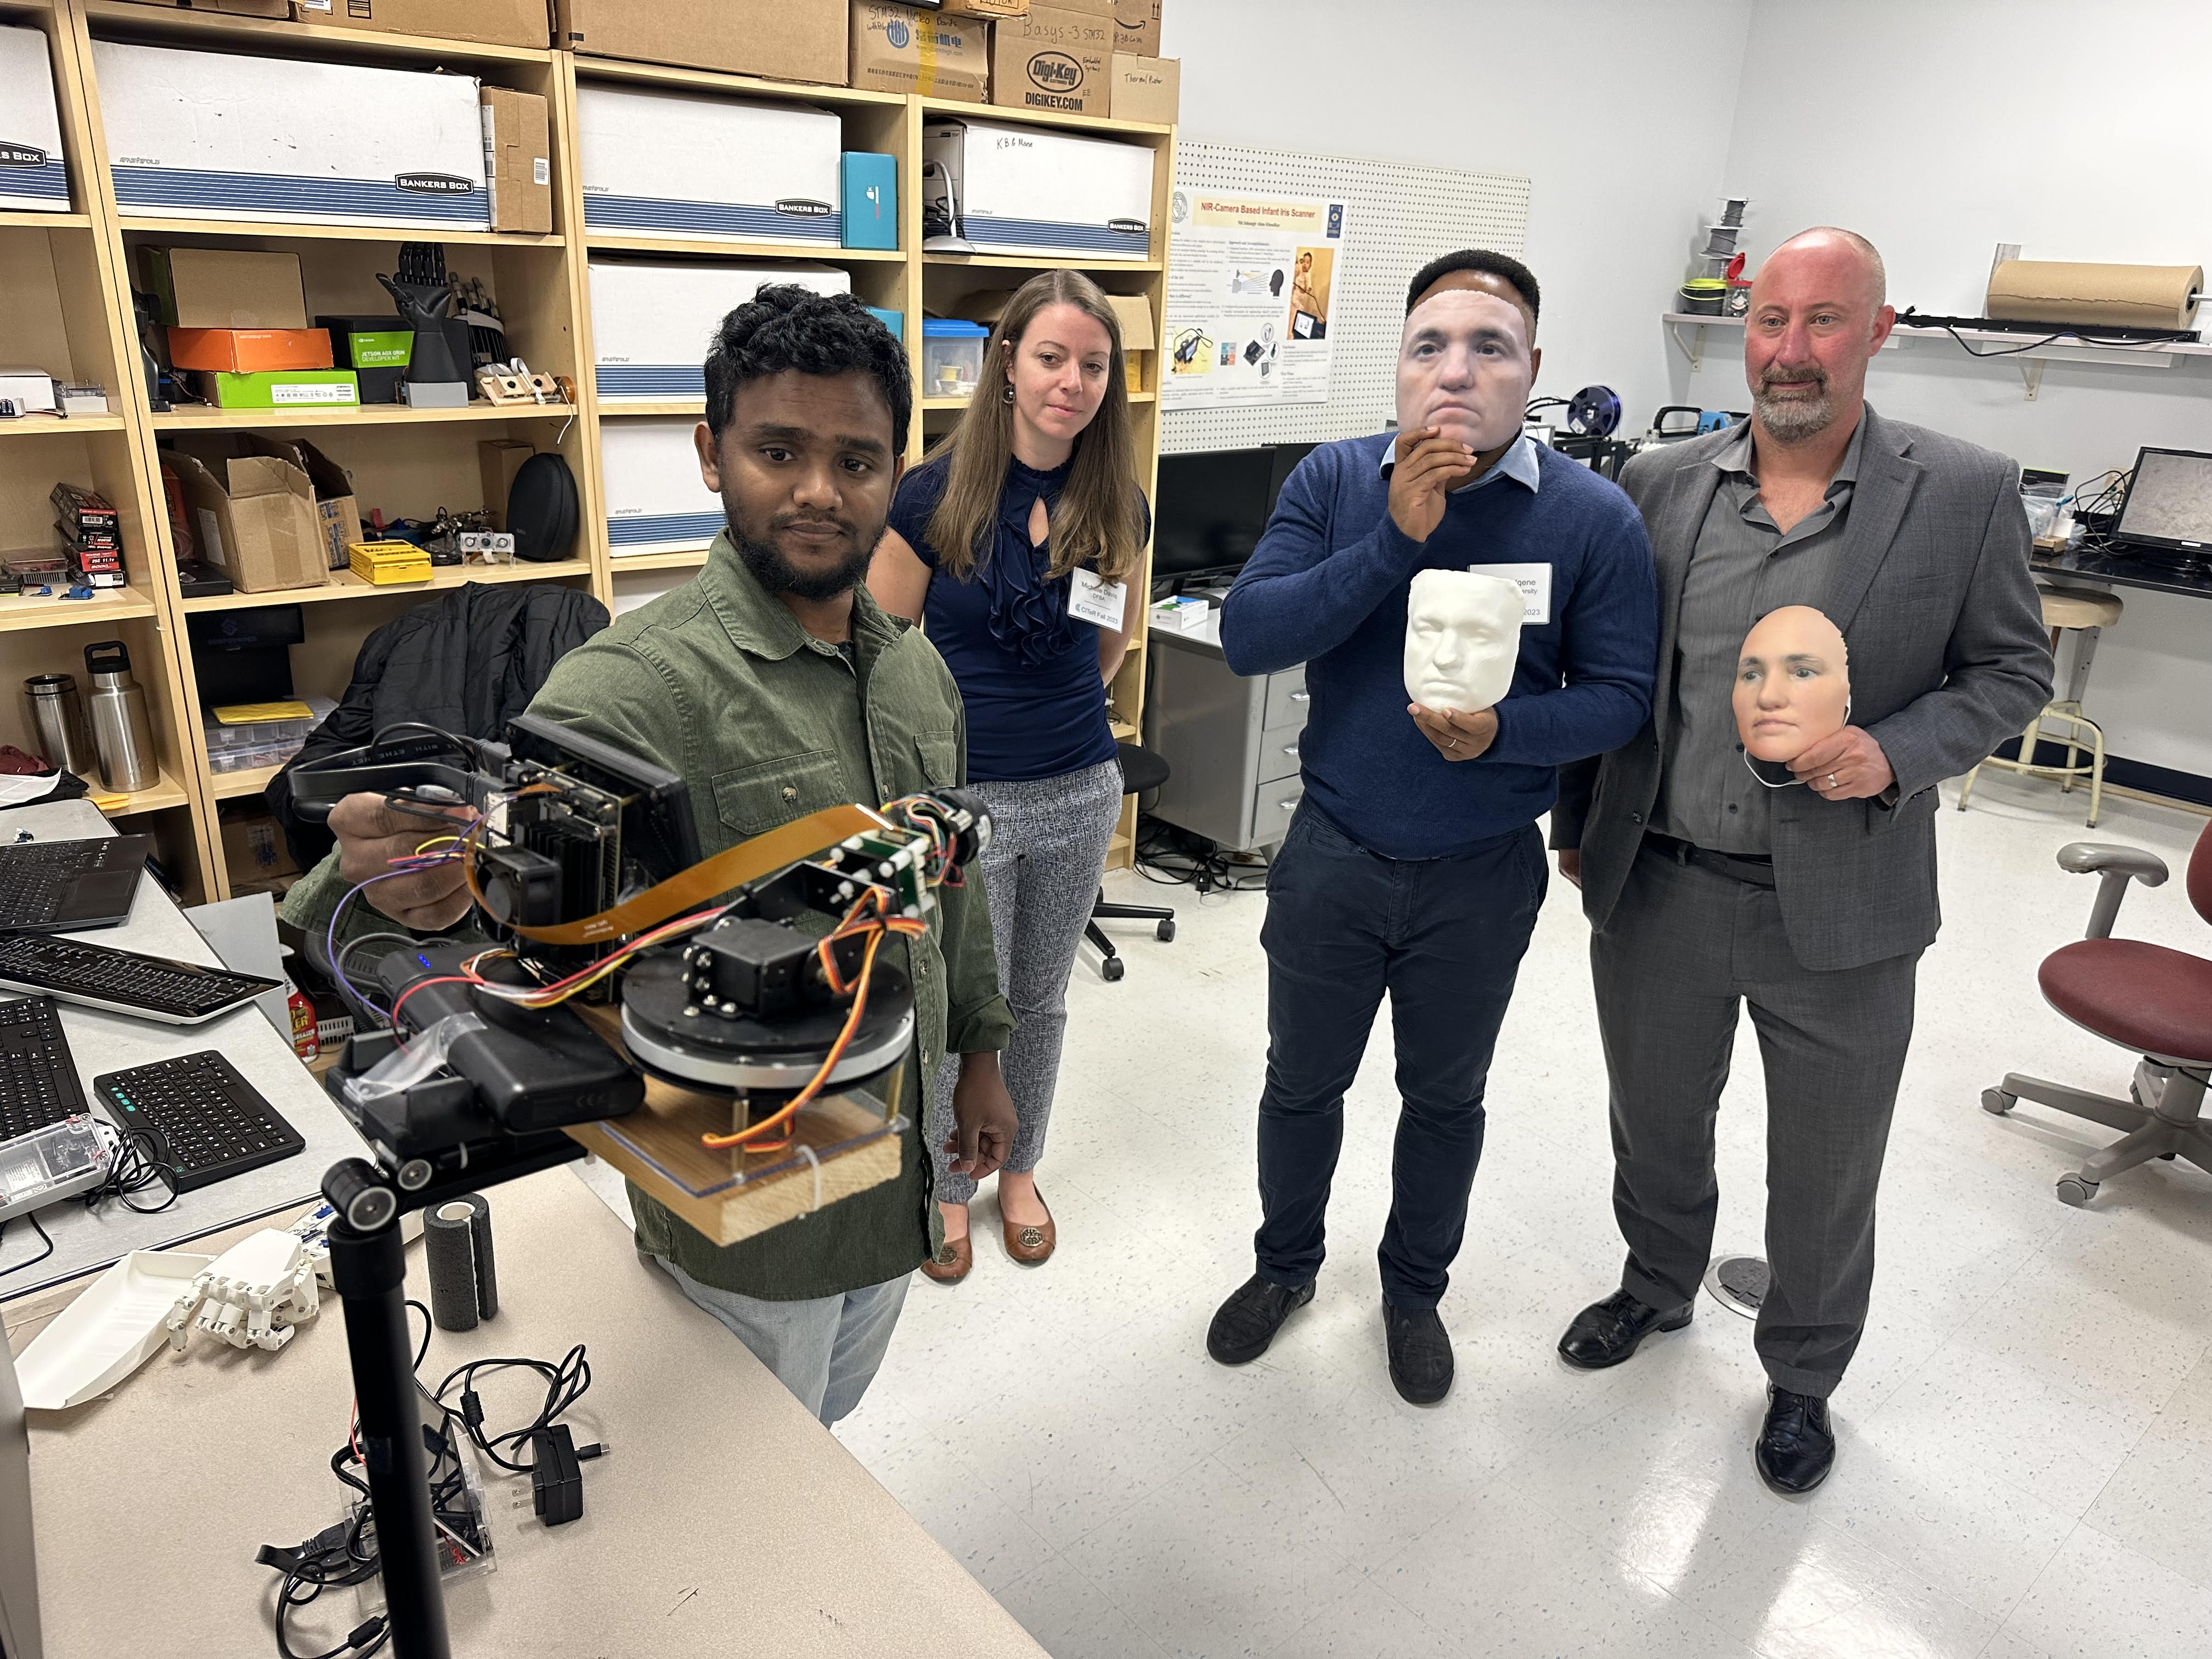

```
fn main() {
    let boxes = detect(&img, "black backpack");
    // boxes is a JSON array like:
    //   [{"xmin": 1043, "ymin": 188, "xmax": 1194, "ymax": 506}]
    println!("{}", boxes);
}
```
[{"xmin": 508, "ymin": 452, "xmax": 579, "ymax": 563}]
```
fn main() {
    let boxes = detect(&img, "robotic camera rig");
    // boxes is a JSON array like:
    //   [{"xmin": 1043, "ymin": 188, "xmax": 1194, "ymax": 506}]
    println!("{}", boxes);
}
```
[{"xmin": 283, "ymin": 715, "xmax": 992, "ymax": 1658}]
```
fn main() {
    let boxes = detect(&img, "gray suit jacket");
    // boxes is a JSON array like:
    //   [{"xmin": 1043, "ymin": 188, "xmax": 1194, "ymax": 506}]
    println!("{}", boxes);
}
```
[{"xmin": 1552, "ymin": 405, "xmax": 2052, "ymax": 970}]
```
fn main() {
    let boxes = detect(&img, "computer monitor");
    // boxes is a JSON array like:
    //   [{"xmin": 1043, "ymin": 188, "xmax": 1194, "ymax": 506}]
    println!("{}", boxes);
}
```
[
  {"xmin": 0, "ymin": 1336, "xmax": 40, "ymax": 1659},
  {"xmin": 2115, "ymin": 447, "xmax": 2212, "ymax": 554},
  {"xmin": 1153, "ymin": 448, "xmax": 1276, "ymax": 585},
  {"xmin": 1266, "ymin": 442, "xmax": 1318, "ymax": 514}
]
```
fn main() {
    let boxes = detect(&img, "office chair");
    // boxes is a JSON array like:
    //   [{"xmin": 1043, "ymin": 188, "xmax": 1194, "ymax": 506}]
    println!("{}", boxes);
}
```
[
  {"xmin": 1984, "ymin": 817, "xmax": 2212, "ymax": 1205},
  {"xmin": 1086, "ymin": 741, "xmax": 1175, "ymax": 983}
]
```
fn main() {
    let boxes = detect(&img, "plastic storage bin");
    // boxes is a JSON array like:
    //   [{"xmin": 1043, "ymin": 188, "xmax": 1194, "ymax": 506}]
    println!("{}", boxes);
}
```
[
  {"xmin": 204, "ymin": 696, "xmax": 335, "ymax": 774},
  {"xmin": 922, "ymin": 319, "xmax": 990, "ymax": 400}
]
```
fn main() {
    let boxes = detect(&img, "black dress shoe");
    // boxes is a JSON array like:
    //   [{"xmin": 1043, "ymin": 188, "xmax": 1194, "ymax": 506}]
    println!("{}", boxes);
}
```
[
  {"xmin": 1557, "ymin": 1289, "xmax": 1693, "ymax": 1369},
  {"xmin": 1207, "ymin": 1273, "xmax": 1314, "ymax": 1365},
  {"xmin": 1383, "ymin": 1301, "xmax": 1454, "ymax": 1404},
  {"xmin": 1755, "ymin": 1387, "xmax": 1836, "ymax": 1494}
]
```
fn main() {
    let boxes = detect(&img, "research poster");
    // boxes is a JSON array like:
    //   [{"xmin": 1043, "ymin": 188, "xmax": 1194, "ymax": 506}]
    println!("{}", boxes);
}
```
[{"xmin": 1162, "ymin": 189, "xmax": 1346, "ymax": 410}]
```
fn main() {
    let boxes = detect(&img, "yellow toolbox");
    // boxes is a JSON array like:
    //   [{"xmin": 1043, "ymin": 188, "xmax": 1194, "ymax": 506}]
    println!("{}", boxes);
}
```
[{"xmin": 347, "ymin": 540, "xmax": 433, "ymax": 585}]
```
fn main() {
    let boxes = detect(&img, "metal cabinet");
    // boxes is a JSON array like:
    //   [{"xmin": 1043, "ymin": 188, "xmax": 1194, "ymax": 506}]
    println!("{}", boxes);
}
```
[{"xmin": 1144, "ymin": 613, "xmax": 1307, "ymax": 852}]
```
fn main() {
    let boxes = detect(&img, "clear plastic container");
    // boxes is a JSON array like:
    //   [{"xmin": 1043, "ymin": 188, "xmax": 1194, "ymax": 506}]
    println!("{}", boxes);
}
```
[{"xmin": 921, "ymin": 319, "xmax": 990, "ymax": 399}]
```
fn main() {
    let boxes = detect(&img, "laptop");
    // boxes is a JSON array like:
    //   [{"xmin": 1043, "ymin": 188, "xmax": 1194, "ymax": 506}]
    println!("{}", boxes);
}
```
[
  {"xmin": 2114, "ymin": 447, "xmax": 2212, "ymax": 557},
  {"xmin": 0, "ymin": 836, "xmax": 152, "ymax": 935}
]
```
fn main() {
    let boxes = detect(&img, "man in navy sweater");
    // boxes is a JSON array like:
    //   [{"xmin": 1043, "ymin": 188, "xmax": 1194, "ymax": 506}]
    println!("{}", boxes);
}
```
[{"xmin": 1206, "ymin": 251, "xmax": 1657, "ymax": 1403}]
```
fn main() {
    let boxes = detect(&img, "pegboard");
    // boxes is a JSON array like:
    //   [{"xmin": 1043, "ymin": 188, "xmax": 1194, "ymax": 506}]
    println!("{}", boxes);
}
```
[{"xmin": 1162, "ymin": 142, "xmax": 1530, "ymax": 454}]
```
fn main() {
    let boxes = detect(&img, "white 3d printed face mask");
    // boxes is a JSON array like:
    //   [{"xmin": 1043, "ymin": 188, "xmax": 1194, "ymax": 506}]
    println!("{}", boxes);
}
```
[{"xmin": 1404, "ymin": 568, "xmax": 1523, "ymax": 713}]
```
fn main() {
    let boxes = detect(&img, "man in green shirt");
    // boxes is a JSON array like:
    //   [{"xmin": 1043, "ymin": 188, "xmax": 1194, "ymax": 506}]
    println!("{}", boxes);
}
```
[{"xmin": 283, "ymin": 287, "xmax": 1018, "ymax": 1424}]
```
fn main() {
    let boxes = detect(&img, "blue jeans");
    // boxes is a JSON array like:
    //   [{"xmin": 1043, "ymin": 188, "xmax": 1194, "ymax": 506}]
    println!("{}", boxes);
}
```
[{"xmin": 1254, "ymin": 804, "xmax": 1546, "ymax": 1310}]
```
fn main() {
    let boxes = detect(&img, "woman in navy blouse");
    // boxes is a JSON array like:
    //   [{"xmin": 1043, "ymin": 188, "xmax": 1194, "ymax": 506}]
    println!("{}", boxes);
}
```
[{"xmin": 870, "ymin": 269, "xmax": 1149, "ymax": 1283}]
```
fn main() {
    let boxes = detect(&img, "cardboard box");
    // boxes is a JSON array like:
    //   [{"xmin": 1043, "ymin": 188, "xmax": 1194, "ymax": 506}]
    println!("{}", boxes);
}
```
[
  {"xmin": 0, "ymin": 26, "xmax": 70, "ymax": 214},
  {"xmin": 479, "ymin": 438, "xmax": 537, "ymax": 530},
  {"xmin": 480, "ymin": 86, "xmax": 552, "ymax": 234},
  {"xmin": 923, "ymin": 118, "xmax": 1153, "ymax": 260},
  {"xmin": 850, "ymin": 3, "xmax": 990, "ymax": 101},
  {"xmin": 106, "ymin": 0, "xmax": 288, "ymax": 15},
  {"xmin": 0, "ymin": 369, "xmax": 57, "ymax": 414},
  {"xmin": 841, "ymin": 151, "xmax": 898, "ymax": 250},
  {"xmin": 1109, "ymin": 52, "xmax": 1177, "ymax": 123},
  {"xmin": 991, "ymin": 5, "xmax": 1112, "ymax": 116},
  {"xmin": 167, "ymin": 328, "xmax": 335, "ymax": 373},
  {"xmin": 144, "ymin": 248, "xmax": 308, "ymax": 330},
  {"xmin": 93, "ymin": 42, "xmax": 489, "ymax": 231},
  {"xmin": 588, "ymin": 260, "xmax": 849, "ymax": 402},
  {"xmin": 291, "ymin": 0, "xmax": 552, "ymax": 49},
  {"xmin": 1103, "ymin": 290, "xmax": 1156, "ymax": 389},
  {"xmin": 246, "ymin": 436, "xmax": 362, "ymax": 569},
  {"xmin": 166, "ymin": 450, "xmax": 329, "ymax": 593},
  {"xmin": 1112, "ymin": 0, "xmax": 1161, "ymax": 55},
  {"xmin": 198, "ymin": 368, "xmax": 360, "ymax": 409},
  {"xmin": 577, "ymin": 84, "xmax": 842, "ymax": 247},
  {"xmin": 939, "ymin": 0, "xmax": 1028, "ymax": 15},
  {"xmin": 600, "ymin": 417, "xmax": 726, "ymax": 556},
  {"xmin": 556, "ymin": 0, "xmax": 845, "ymax": 86},
  {"xmin": 221, "ymin": 810, "xmax": 299, "ymax": 883}
]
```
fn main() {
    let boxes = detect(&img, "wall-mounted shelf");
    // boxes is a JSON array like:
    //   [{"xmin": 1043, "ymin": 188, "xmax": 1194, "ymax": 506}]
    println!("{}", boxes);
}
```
[
  {"xmin": 583, "ymin": 232, "xmax": 901, "ymax": 262},
  {"xmin": 0, "ymin": 209, "xmax": 91, "ymax": 230},
  {"xmin": 1663, "ymin": 311, "xmax": 2212, "ymax": 400},
  {"xmin": 607, "ymin": 550, "xmax": 711, "ymax": 572},
  {"xmin": 0, "ymin": 586, "xmax": 158, "ymax": 634},
  {"xmin": 117, "ymin": 215, "xmax": 565, "ymax": 249},
  {"xmin": 207, "ymin": 762, "xmax": 282, "ymax": 800},
  {"xmin": 597, "ymin": 400, "xmax": 705, "ymax": 418},
  {"xmin": 925, "ymin": 252, "xmax": 1163, "ymax": 273},
  {"xmin": 151, "ymin": 403, "xmax": 577, "ymax": 431},
  {"xmin": 179, "ymin": 558, "xmax": 596, "ymax": 613},
  {"xmin": 0, "ymin": 414, "xmax": 127, "ymax": 437}
]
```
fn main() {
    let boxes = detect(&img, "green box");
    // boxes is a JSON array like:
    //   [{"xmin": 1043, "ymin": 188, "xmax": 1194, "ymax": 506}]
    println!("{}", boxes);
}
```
[
  {"xmin": 200, "ymin": 369, "xmax": 362, "ymax": 410},
  {"xmin": 343, "ymin": 331, "xmax": 413, "ymax": 370}
]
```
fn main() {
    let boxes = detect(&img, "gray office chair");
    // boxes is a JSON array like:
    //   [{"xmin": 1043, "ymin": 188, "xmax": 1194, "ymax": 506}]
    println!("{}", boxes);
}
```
[
  {"xmin": 1984, "ymin": 817, "xmax": 2212, "ymax": 1205},
  {"xmin": 1086, "ymin": 742, "xmax": 1175, "ymax": 983}
]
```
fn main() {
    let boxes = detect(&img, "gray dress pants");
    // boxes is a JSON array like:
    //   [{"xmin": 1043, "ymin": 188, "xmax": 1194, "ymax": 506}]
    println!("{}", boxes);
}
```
[{"xmin": 1590, "ymin": 838, "xmax": 1919, "ymax": 1397}]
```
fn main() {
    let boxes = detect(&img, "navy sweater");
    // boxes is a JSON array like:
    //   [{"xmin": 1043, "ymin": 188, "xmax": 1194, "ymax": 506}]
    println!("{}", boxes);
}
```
[{"xmin": 1221, "ymin": 435, "xmax": 1657, "ymax": 860}]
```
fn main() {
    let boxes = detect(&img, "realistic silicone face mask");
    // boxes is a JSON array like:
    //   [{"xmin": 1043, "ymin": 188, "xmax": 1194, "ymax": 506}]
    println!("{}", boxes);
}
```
[
  {"xmin": 1732, "ymin": 605, "xmax": 1851, "ymax": 763},
  {"xmin": 1404, "ymin": 568, "xmax": 1524, "ymax": 713},
  {"xmin": 1395, "ymin": 289, "xmax": 1536, "ymax": 455}
]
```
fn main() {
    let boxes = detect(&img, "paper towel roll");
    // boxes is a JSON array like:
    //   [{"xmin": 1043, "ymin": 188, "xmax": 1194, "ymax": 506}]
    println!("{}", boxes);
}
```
[{"xmin": 1986, "ymin": 260, "xmax": 2203, "ymax": 330}]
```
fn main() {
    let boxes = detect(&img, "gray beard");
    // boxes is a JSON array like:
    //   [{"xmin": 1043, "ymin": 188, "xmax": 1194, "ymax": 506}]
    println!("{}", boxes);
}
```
[{"xmin": 1753, "ymin": 381, "xmax": 1835, "ymax": 443}]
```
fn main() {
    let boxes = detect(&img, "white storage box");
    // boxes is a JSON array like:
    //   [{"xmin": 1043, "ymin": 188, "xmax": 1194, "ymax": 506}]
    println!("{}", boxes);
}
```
[
  {"xmin": 588, "ymin": 260, "xmax": 850, "ymax": 402},
  {"xmin": 0, "ymin": 26, "xmax": 70, "ymax": 213},
  {"xmin": 922, "ymin": 118, "xmax": 1153, "ymax": 261},
  {"xmin": 577, "ymin": 85, "xmax": 841, "ymax": 247},
  {"xmin": 601, "ymin": 417, "xmax": 726, "ymax": 556},
  {"xmin": 91, "ymin": 42, "xmax": 489, "ymax": 230}
]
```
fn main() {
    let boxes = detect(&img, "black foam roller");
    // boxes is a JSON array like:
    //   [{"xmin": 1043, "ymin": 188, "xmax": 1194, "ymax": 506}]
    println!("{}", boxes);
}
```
[{"xmin": 426, "ymin": 1193, "xmax": 496, "ymax": 1331}]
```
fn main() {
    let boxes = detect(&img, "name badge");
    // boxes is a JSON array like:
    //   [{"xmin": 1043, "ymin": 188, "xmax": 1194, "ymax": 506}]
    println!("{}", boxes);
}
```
[
  {"xmin": 1467, "ymin": 561, "xmax": 1551, "ymax": 625},
  {"xmin": 1069, "ymin": 568, "xmax": 1127, "ymax": 630}
]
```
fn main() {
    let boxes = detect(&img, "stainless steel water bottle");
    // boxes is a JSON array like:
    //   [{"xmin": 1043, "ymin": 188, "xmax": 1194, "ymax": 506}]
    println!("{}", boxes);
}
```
[
  {"xmin": 82, "ymin": 640, "xmax": 157, "ymax": 793},
  {"xmin": 24, "ymin": 673, "xmax": 94, "ymax": 774}
]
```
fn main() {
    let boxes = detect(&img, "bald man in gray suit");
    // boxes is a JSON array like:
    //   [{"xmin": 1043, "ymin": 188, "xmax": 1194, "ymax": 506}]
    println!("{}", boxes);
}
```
[{"xmin": 1550, "ymin": 228, "xmax": 2052, "ymax": 1493}]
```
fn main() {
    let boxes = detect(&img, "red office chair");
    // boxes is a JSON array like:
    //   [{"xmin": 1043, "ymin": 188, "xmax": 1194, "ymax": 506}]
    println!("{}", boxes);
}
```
[{"xmin": 1985, "ymin": 818, "xmax": 2212, "ymax": 1205}]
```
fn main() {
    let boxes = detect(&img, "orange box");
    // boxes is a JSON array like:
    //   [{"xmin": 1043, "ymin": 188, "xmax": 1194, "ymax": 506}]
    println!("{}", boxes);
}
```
[{"xmin": 167, "ymin": 328, "xmax": 336, "ymax": 373}]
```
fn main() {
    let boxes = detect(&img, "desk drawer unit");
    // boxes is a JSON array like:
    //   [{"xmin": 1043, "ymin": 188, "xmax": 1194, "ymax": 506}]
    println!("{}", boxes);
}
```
[
  {"xmin": 1146, "ymin": 635, "xmax": 1309, "ymax": 851},
  {"xmin": 1262, "ymin": 666, "xmax": 1310, "ymax": 735},
  {"xmin": 1250, "ymin": 777, "xmax": 1305, "ymax": 848}
]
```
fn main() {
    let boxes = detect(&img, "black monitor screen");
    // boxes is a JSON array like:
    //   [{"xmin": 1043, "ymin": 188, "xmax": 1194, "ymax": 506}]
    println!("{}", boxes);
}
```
[
  {"xmin": 1154, "ymin": 448, "xmax": 1277, "ymax": 581},
  {"xmin": 2115, "ymin": 447, "xmax": 2212, "ymax": 551},
  {"xmin": 1266, "ymin": 442, "xmax": 1318, "ymax": 514}
]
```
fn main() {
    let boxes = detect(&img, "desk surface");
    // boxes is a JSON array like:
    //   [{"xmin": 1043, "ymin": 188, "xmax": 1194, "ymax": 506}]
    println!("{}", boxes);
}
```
[
  {"xmin": 23, "ymin": 1161, "xmax": 1047, "ymax": 1658},
  {"xmin": 0, "ymin": 799, "xmax": 369, "ymax": 1299},
  {"xmin": 2033, "ymin": 546, "xmax": 2212, "ymax": 600}
]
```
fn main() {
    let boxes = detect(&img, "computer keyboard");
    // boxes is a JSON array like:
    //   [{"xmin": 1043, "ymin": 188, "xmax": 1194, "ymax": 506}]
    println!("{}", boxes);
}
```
[
  {"xmin": 0, "ymin": 836, "xmax": 131, "ymax": 929},
  {"xmin": 0, "ymin": 995, "xmax": 88, "ymax": 1141},
  {"xmin": 0, "ymin": 933, "xmax": 278, "ymax": 1025},
  {"xmin": 92, "ymin": 1052, "xmax": 303, "ymax": 1193}
]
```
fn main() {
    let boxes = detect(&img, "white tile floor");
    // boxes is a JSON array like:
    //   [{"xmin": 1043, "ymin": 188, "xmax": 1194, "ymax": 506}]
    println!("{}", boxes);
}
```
[{"xmin": 821, "ymin": 772, "xmax": 2212, "ymax": 1659}]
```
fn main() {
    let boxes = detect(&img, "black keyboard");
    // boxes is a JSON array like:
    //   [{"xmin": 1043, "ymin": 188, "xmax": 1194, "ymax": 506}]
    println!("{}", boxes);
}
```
[
  {"xmin": 0, "ymin": 933, "xmax": 279, "ymax": 1025},
  {"xmin": 92, "ymin": 1052, "xmax": 303, "ymax": 1193},
  {"xmin": 0, "ymin": 835, "xmax": 146, "ymax": 932},
  {"xmin": 0, "ymin": 995, "xmax": 89, "ymax": 1143}
]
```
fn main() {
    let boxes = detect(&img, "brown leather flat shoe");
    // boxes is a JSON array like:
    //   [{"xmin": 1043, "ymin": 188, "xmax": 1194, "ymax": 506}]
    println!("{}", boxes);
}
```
[
  {"xmin": 1002, "ymin": 1192, "xmax": 1056, "ymax": 1265},
  {"xmin": 921, "ymin": 1234, "xmax": 972, "ymax": 1283}
]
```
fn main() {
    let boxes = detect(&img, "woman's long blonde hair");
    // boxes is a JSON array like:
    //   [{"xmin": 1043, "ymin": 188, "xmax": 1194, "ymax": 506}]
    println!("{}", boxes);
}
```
[{"xmin": 923, "ymin": 269, "xmax": 1146, "ymax": 584}]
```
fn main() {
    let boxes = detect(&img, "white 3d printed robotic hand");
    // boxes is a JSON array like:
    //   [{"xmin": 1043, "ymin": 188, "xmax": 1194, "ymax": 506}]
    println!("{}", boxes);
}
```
[{"xmin": 165, "ymin": 1228, "xmax": 323, "ymax": 1353}]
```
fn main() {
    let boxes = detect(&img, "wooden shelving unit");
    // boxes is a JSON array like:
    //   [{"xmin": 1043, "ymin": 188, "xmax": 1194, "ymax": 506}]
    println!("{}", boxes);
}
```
[{"xmin": 3, "ymin": 0, "xmax": 1174, "ymax": 899}]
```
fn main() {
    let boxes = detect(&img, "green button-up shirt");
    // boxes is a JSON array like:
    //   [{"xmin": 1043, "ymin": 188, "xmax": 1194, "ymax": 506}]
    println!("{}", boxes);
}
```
[{"xmin": 283, "ymin": 533, "xmax": 1013, "ymax": 1300}]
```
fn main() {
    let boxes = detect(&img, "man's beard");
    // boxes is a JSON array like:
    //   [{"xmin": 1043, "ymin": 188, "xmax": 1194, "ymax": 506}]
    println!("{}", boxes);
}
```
[
  {"xmin": 1752, "ymin": 367, "xmax": 1834, "ymax": 443},
  {"xmin": 730, "ymin": 515, "xmax": 878, "ymax": 601}
]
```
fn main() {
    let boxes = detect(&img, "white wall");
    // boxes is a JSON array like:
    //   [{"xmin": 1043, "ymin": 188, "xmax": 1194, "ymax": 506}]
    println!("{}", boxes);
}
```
[
  {"xmin": 1160, "ymin": 0, "xmax": 1756, "ymax": 447},
  {"xmin": 1683, "ymin": 0, "xmax": 2212, "ymax": 778}
]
